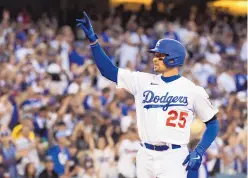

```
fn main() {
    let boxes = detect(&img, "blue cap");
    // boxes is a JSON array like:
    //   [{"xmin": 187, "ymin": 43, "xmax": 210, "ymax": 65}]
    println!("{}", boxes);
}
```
[{"xmin": 55, "ymin": 131, "xmax": 68, "ymax": 139}]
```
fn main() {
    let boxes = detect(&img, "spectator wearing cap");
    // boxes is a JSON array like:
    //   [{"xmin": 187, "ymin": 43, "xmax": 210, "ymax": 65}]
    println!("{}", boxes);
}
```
[
  {"xmin": 38, "ymin": 156, "xmax": 58, "ymax": 178},
  {"xmin": 47, "ymin": 131, "xmax": 71, "ymax": 176}
]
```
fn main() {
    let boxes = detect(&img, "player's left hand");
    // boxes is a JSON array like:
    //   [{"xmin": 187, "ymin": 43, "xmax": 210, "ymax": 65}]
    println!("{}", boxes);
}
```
[
  {"xmin": 182, "ymin": 150, "xmax": 202, "ymax": 171},
  {"xmin": 76, "ymin": 12, "xmax": 98, "ymax": 43}
]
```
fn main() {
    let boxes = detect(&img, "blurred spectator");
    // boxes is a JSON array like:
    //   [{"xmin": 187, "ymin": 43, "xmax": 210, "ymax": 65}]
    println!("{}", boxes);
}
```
[
  {"xmin": 206, "ymin": 136, "xmax": 224, "ymax": 176},
  {"xmin": 119, "ymin": 18, "xmax": 141, "ymax": 69},
  {"xmin": 117, "ymin": 126, "xmax": 139, "ymax": 178},
  {"xmin": 192, "ymin": 56, "xmax": 216, "ymax": 88},
  {"xmin": 81, "ymin": 156, "xmax": 99, "ymax": 178},
  {"xmin": 15, "ymin": 126, "xmax": 40, "ymax": 176},
  {"xmin": 12, "ymin": 114, "xmax": 35, "ymax": 141},
  {"xmin": 38, "ymin": 156, "xmax": 58, "ymax": 178},
  {"xmin": 47, "ymin": 131, "xmax": 71, "ymax": 176},
  {"xmin": 0, "ymin": 95, "xmax": 13, "ymax": 127},
  {"xmin": 164, "ymin": 22, "xmax": 180, "ymax": 42},
  {"xmin": 23, "ymin": 162, "xmax": 37, "ymax": 178},
  {"xmin": 69, "ymin": 42, "xmax": 85, "ymax": 67},
  {"xmin": 217, "ymin": 67, "xmax": 236, "ymax": 94},
  {"xmin": 221, "ymin": 132, "xmax": 245, "ymax": 174},
  {"xmin": 0, "ymin": 128, "xmax": 19, "ymax": 178},
  {"xmin": 120, "ymin": 107, "xmax": 136, "ymax": 133},
  {"xmin": 240, "ymin": 36, "xmax": 247, "ymax": 61},
  {"xmin": 89, "ymin": 125, "xmax": 117, "ymax": 178}
]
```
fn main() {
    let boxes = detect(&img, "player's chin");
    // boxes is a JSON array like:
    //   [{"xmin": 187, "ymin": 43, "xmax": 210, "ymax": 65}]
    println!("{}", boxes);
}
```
[
  {"xmin": 153, "ymin": 66, "xmax": 161, "ymax": 73},
  {"xmin": 153, "ymin": 66, "xmax": 158, "ymax": 72}
]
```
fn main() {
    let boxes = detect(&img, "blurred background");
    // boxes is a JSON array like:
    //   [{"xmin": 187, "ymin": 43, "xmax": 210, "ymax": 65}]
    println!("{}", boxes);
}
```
[{"xmin": 0, "ymin": 0, "xmax": 247, "ymax": 178}]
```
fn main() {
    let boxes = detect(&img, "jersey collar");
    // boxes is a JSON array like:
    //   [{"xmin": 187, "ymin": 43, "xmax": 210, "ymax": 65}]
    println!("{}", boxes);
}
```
[{"xmin": 161, "ymin": 75, "xmax": 181, "ymax": 83}]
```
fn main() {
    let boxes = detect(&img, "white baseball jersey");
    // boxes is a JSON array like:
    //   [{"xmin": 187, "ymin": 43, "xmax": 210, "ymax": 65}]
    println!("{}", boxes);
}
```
[
  {"xmin": 117, "ymin": 68, "xmax": 218, "ymax": 145},
  {"xmin": 92, "ymin": 147, "xmax": 116, "ymax": 178},
  {"xmin": 117, "ymin": 139, "xmax": 140, "ymax": 178}
]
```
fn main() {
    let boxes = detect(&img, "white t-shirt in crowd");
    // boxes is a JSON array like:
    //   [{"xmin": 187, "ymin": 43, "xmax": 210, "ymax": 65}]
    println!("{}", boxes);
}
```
[
  {"xmin": 240, "ymin": 40, "xmax": 247, "ymax": 61},
  {"xmin": 217, "ymin": 72, "xmax": 236, "ymax": 93},
  {"xmin": 15, "ymin": 137, "xmax": 40, "ymax": 175},
  {"xmin": 119, "ymin": 32, "xmax": 140, "ymax": 68},
  {"xmin": 121, "ymin": 115, "xmax": 136, "ymax": 133},
  {"xmin": 93, "ymin": 147, "xmax": 116, "ymax": 178},
  {"xmin": 192, "ymin": 63, "xmax": 216, "ymax": 87},
  {"xmin": 117, "ymin": 139, "xmax": 140, "ymax": 178},
  {"xmin": 207, "ymin": 137, "xmax": 224, "ymax": 172},
  {"xmin": 205, "ymin": 52, "xmax": 221, "ymax": 65}
]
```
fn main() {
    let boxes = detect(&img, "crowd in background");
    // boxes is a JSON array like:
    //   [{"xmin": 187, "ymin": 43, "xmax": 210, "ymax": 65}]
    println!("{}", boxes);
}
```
[{"xmin": 0, "ymin": 3, "xmax": 247, "ymax": 178}]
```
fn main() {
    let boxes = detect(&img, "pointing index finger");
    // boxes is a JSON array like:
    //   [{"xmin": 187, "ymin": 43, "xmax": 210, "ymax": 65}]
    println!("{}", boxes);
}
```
[{"xmin": 83, "ymin": 11, "xmax": 90, "ymax": 23}]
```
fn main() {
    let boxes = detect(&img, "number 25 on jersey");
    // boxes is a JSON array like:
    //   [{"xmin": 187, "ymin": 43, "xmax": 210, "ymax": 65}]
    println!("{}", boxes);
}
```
[{"xmin": 166, "ymin": 110, "xmax": 188, "ymax": 128}]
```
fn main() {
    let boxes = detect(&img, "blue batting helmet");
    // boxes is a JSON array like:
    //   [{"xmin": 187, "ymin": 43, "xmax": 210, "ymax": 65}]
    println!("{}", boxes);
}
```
[{"xmin": 148, "ymin": 38, "xmax": 186, "ymax": 68}]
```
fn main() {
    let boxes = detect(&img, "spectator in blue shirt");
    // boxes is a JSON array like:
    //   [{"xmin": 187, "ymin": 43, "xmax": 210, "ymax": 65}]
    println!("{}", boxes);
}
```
[
  {"xmin": 47, "ymin": 131, "xmax": 71, "ymax": 176},
  {"xmin": 234, "ymin": 73, "xmax": 247, "ymax": 92},
  {"xmin": 99, "ymin": 87, "xmax": 111, "ymax": 106},
  {"xmin": 69, "ymin": 42, "xmax": 85, "ymax": 66},
  {"xmin": 0, "ymin": 128, "xmax": 26, "ymax": 178}
]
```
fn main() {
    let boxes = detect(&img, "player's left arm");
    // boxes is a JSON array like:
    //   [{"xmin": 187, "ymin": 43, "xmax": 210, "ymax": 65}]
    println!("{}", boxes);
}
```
[
  {"xmin": 76, "ymin": 12, "xmax": 118, "ymax": 83},
  {"xmin": 183, "ymin": 86, "xmax": 220, "ymax": 171}
]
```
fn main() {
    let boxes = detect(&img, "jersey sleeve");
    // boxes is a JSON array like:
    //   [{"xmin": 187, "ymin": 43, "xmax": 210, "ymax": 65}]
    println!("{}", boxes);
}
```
[
  {"xmin": 117, "ymin": 68, "xmax": 140, "ymax": 95},
  {"xmin": 193, "ymin": 86, "xmax": 219, "ymax": 122}
]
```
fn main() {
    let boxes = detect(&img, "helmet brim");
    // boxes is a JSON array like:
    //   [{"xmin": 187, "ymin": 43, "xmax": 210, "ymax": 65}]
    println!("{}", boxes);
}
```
[{"xmin": 148, "ymin": 48, "xmax": 158, "ymax": 53}]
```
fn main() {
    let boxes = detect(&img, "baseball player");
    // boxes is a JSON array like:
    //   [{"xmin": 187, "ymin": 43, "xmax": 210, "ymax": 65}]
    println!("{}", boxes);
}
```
[{"xmin": 76, "ymin": 12, "xmax": 220, "ymax": 178}]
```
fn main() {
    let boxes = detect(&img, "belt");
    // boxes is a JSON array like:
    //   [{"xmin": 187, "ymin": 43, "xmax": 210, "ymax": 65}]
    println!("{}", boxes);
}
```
[{"xmin": 141, "ymin": 142, "xmax": 181, "ymax": 151}]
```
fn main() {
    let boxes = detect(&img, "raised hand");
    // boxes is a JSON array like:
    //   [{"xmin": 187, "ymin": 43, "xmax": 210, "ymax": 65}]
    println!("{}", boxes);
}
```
[{"xmin": 76, "ymin": 12, "xmax": 98, "ymax": 43}]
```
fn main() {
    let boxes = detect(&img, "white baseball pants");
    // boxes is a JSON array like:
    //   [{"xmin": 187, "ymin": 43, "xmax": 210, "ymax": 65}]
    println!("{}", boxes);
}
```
[{"xmin": 136, "ymin": 145, "xmax": 189, "ymax": 178}]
